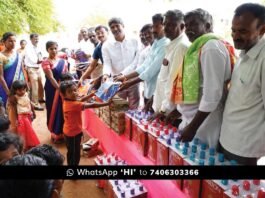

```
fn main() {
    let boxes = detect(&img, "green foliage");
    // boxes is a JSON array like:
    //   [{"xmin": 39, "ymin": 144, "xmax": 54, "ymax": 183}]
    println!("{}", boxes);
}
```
[
  {"xmin": 81, "ymin": 14, "xmax": 109, "ymax": 28},
  {"xmin": 0, "ymin": 0, "xmax": 60, "ymax": 36}
]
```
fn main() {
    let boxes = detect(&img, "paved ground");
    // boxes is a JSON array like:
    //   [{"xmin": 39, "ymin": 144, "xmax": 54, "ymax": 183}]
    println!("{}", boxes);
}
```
[{"xmin": 33, "ymin": 109, "xmax": 105, "ymax": 198}]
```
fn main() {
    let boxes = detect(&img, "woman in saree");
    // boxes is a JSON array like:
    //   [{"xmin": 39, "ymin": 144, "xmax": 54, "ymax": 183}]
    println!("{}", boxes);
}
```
[
  {"xmin": 0, "ymin": 32, "xmax": 25, "ymax": 132},
  {"xmin": 42, "ymin": 41, "xmax": 68, "ymax": 143}
]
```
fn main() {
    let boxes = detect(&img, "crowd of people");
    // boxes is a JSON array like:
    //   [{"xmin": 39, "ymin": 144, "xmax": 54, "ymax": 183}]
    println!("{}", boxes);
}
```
[{"xmin": 0, "ymin": 2, "xmax": 265, "ymax": 197}]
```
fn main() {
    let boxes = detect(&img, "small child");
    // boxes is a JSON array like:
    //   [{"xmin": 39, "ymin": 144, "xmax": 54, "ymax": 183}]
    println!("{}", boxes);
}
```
[
  {"xmin": 60, "ymin": 80, "xmax": 109, "ymax": 165},
  {"xmin": 9, "ymin": 80, "xmax": 40, "ymax": 150}
]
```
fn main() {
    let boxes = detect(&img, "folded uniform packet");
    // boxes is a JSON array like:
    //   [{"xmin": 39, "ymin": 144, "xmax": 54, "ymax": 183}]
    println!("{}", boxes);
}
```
[{"xmin": 95, "ymin": 81, "xmax": 121, "ymax": 102}]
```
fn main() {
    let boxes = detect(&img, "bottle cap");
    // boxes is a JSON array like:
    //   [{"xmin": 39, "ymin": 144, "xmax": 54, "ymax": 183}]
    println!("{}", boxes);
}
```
[
  {"xmin": 193, "ymin": 138, "xmax": 200, "ymax": 145},
  {"xmin": 232, "ymin": 185, "xmax": 239, "ymax": 196},
  {"xmin": 230, "ymin": 160, "xmax": 238, "ymax": 165},
  {"xmin": 208, "ymin": 156, "xmax": 215, "ymax": 165},
  {"xmin": 107, "ymin": 158, "xmax": 111, "ymax": 163},
  {"xmin": 190, "ymin": 153, "xmax": 196, "ymax": 162},
  {"xmin": 121, "ymin": 192, "xmax": 125, "ymax": 198},
  {"xmin": 167, "ymin": 138, "xmax": 171, "ymax": 145},
  {"xmin": 139, "ymin": 186, "xmax": 144, "ymax": 191},
  {"xmin": 218, "ymin": 153, "xmax": 225, "ymax": 162},
  {"xmin": 200, "ymin": 143, "xmax": 207, "ymax": 150},
  {"xmin": 191, "ymin": 145, "xmax": 197, "ymax": 153},
  {"xmin": 243, "ymin": 180, "xmax": 250, "ymax": 191},
  {"xmin": 199, "ymin": 159, "xmax": 205, "ymax": 165},
  {"xmin": 253, "ymin": 180, "xmax": 260, "ymax": 186},
  {"xmin": 130, "ymin": 189, "xmax": 135, "ymax": 195},
  {"xmin": 164, "ymin": 129, "xmax": 169, "ymax": 135},
  {"xmin": 199, "ymin": 150, "xmax": 206, "ymax": 159},
  {"xmin": 173, "ymin": 127, "xmax": 177, "ymax": 132},
  {"xmin": 182, "ymin": 147, "xmax": 188, "ymax": 155},
  {"xmin": 184, "ymin": 142, "xmax": 190, "ymax": 148},
  {"xmin": 221, "ymin": 180, "xmax": 228, "ymax": 185},
  {"xmin": 209, "ymin": 148, "xmax": 215, "ymax": 156}
]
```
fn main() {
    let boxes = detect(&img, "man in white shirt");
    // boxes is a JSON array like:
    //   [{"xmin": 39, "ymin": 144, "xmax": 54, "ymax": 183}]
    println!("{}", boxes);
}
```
[
  {"xmin": 117, "ymin": 14, "xmax": 170, "ymax": 111},
  {"xmin": 102, "ymin": 17, "xmax": 140, "ymax": 109},
  {"xmin": 78, "ymin": 27, "xmax": 95, "ymax": 59},
  {"xmin": 219, "ymin": 3, "xmax": 265, "ymax": 165},
  {"xmin": 75, "ymin": 27, "xmax": 97, "ymax": 79},
  {"xmin": 152, "ymin": 10, "xmax": 190, "ymax": 120},
  {"xmin": 170, "ymin": 9, "xmax": 234, "ymax": 148},
  {"xmin": 24, "ymin": 33, "xmax": 44, "ymax": 110},
  {"xmin": 115, "ymin": 24, "xmax": 154, "ymax": 108}
]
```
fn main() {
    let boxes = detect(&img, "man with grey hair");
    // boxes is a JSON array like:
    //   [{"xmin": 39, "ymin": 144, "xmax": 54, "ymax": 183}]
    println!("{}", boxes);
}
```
[{"xmin": 170, "ymin": 8, "xmax": 235, "ymax": 148}]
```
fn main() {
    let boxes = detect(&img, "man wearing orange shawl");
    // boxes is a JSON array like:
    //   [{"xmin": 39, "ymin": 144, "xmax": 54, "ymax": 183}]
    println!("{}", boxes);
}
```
[{"xmin": 170, "ymin": 9, "xmax": 235, "ymax": 148}]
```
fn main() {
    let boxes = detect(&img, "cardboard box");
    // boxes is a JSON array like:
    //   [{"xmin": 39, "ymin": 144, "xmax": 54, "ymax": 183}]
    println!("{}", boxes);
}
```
[
  {"xmin": 147, "ymin": 131, "xmax": 157, "ymax": 163},
  {"xmin": 169, "ymin": 147, "xmax": 185, "ymax": 189},
  {"xmin": 156, "ymin": 138, "xmax": 169, "ymax": 165},
  {"xmin": 201, "ymin": 180, "xmax": 230, "ymax": 198},
  {"xmin": 132, "ymin": 119, "xmax": 140, "ymax": 144},
  {"xmin": 124, "ymin": 114, "xmax": 132, "ymax": 140},
  {"xmin": 183, "ymin": 158, "xmax": 202, "ymax": 198},
  {"xmin": 136, "ymin": 124, "xmax": 148, "ymax": 156}
]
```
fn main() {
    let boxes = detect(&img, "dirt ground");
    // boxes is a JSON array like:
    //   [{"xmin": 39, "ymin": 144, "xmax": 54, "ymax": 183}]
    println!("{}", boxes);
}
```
[{"xmin": 33, "ymin": 109, "xmax": 106, "ymax": 198}]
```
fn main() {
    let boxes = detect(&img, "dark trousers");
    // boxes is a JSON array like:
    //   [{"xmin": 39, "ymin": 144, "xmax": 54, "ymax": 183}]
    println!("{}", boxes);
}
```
[
  {"xmin": 64, "ymin": 133, "xmax": 83, "ymax": 166},
  {"xmin": 218, "ymin": 142, "xmax": 258, "ymax": 165}
]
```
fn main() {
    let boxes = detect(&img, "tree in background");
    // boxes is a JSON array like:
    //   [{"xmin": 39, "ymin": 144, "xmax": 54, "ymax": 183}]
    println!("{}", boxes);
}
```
[
  {"xmin": 81, "ymin": 13, "xmax": 109, "ymax": 28},
  {"xmin": 0, "ymin": 0, "xmax": 60, "ymax": 35}
]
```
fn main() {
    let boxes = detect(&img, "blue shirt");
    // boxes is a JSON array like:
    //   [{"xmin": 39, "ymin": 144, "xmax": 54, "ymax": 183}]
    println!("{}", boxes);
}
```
[
  {"xmin": 136, "ymin": 37, "xmax": 170, "ymax": 98},
  {"xmin": 92, "ymin": 43, "xmax": 103, "ymax": 63}
]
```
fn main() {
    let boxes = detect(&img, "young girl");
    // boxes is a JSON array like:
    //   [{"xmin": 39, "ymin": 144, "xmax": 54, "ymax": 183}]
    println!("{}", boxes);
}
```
[{"xmin": 9, "ymin": 80, "xmax": 40, "ymax": 150}]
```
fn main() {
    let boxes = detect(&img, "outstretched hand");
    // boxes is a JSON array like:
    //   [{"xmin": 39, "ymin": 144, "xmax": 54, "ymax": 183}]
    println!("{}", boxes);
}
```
[
  {"xmin": 90, "ymin": 75, "xmax": 103, "ymax": 90},
  {"xmin": 119, "ymin": 81, "xmax": 130, "ymax": 92},
  {"xmin": 148, "ymin": 112, "xmax": 166, "ymax": 122},
  {"xmin": 113, "ymin": 74, "xmax": 124, "ymax": 82},
  {"xmin": 179, "ymin": 124, "xmax": 196, "ymax": 142}
]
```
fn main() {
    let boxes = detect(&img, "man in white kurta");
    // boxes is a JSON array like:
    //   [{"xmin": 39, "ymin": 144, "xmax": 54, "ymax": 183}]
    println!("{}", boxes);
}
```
[
  {"xmin": 152, "ymin": 11, "xmax": 190, "ymax": 114},
  {"xmin": 175, "ymin": 9, "xmax": 233, "ymax": 148}
]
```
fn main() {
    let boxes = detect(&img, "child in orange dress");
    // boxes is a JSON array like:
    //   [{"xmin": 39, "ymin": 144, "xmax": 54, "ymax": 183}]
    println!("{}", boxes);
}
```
[
  {"xmin": 9, "ymin": 80, "xmax": 40, "ymax": 150},
  {"xmin": 60, "ymin": 80, "xmax": 109, "ymax": 165}
]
